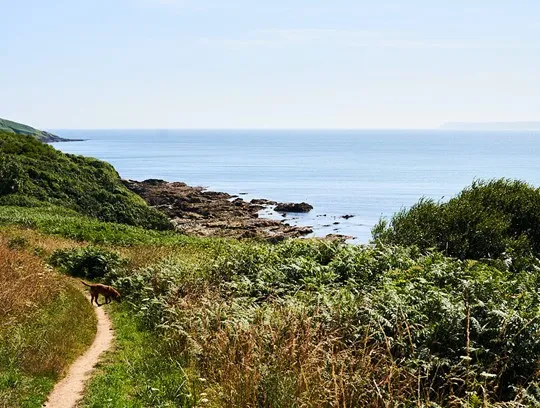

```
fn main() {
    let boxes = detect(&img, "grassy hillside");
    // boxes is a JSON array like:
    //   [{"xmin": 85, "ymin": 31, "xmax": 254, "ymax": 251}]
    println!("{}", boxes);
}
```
[
  {"xmin": 0, "ymin": 118, "xmax": 68, "ymax": 143},
  {"xmin": 0, "ymin": 131, "xmax": 172, "ymax": 230}
]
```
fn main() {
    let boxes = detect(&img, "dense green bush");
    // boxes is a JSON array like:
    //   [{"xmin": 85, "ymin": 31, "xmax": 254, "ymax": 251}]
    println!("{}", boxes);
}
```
[
  {"xmin": 49, "ymin": 246, "xmax": 126, "ymax": 279},
  {"xmin": 0, "ymin": 155, "xmax": 24, "ymax": 195},
  {"xmin": 0, "ymin": 131, "xmax": 171, "ymax": 230},
  {"xmin": 373, "ymin": 179, "xmax": 540, "ymax": 263}
]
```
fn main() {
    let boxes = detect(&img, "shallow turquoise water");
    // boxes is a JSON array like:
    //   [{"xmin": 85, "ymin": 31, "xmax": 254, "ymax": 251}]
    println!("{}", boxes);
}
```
[{"xmin": 52, "ymin": 129, "xmax": 540, "ymax": 242}]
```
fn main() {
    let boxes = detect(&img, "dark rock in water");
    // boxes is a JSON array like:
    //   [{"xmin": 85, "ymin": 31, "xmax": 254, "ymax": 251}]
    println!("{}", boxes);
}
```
[
  {"xmin": 274, "ymin": 202, "xmax": 313, "ymax": 213},
  {"xmin": 323, "ymin": 224, "xmax": 331, "ymax": 227},
  {"xmin": 251, "ymin": 198, "xmax": 278, "ymax": 205},
  {"xmin": 281, "ymin": 213, "xmax": 287, "ymax": 217},
  {"xmin": 341, "ymin": 214, "xmax": 355, "ymax": 219},
  {"xmin": 333, "ymin": 222, "xmax": 340, "ymax": 225},
  {"xmin": 239, "ymin": 192, "xmax": 248, "ymax": 195}
]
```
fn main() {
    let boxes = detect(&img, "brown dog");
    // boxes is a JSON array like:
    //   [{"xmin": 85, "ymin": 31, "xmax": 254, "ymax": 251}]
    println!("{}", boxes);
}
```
[{"xmin": 81, "ymin": 281, "xmax": 121, "ymax": 306}]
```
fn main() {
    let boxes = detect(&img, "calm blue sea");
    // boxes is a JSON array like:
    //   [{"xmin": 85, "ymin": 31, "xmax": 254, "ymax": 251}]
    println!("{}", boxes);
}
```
[{"xmin": 51, "ymin": 129, "xmax": 540, "ymax": 243}]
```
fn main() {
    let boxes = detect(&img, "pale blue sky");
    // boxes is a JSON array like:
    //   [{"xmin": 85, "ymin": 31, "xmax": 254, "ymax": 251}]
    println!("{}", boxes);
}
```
[{"xmin": 1, "ymin": 0, "xmax": 539, "ymax": 129}]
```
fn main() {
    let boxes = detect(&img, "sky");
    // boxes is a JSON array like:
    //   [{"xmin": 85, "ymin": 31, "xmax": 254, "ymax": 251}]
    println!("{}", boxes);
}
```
[{"xmin": 1, "ymin": 0, "xmax": 539, "ymax": 129}]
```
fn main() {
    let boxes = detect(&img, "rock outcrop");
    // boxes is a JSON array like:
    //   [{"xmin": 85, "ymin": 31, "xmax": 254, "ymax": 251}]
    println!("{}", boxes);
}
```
[
  {"xmin": 123, "ymin": 179, "xmax": 313, "ymax": 241},
  {"xmin": 274, "ymin": 202, "xmax": 313, "ymax": 213}
]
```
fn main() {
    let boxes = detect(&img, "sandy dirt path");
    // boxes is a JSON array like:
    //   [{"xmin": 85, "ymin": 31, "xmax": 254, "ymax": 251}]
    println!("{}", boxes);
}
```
[{"xmin": 44, "ymin": 298, "xmax": 114, "ymax": 408}]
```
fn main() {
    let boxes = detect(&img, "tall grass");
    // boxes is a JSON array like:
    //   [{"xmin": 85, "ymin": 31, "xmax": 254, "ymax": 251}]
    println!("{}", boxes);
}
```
[
  {"xmin": 106, "ymin": 240, "xmax": 540, "ymax": 407},
  {"xmin": 0, "ymin": 238, "xmax": 96, "ymax": 408}
]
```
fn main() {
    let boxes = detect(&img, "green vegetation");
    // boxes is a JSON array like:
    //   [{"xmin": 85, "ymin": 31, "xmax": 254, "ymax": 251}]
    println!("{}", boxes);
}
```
[
  {"xmin": 0, "ymin": 205, "xmax": 214, "ymax": 246},
  {"xmin": 0, "ymin": 117, "xmax": 67, "ymax": 143},
  {"xmin": 374, "ymin": 179, "xmax": 540, "ymax": 264},
  {"xmin": 94, "ymin": 240, "xmax": 538, "ymax": 407},
  {"xmin": 0, "ymin": 131, "xmax": 171, "ymax": 230},
  {"xmin": 0, "ymin": 239, "xmax": 96, "ymax": 408},
  {"xmin": 79, "ymin": 305, "xmax": 203, "ymax": 408},
  {"xmin": 50, "ymin": 247, "xmax": 127, "ymax": 279},
  {"xmin": 0, "ymin": 128, "xmax": 538, "ymax": 406},
  {"xmin": 1, "ymin": 182, "xmax": 539, "ymax": 406}
]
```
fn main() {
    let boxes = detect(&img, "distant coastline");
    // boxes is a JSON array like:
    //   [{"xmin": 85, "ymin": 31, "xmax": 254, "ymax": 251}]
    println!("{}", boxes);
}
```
[
  {"xmin": 0, "ymin": 117, "xmax": 83, "ymax": 143},
  {"xmin": 441, "ymin": 121, "xmax": 540, "ymax": 131}
]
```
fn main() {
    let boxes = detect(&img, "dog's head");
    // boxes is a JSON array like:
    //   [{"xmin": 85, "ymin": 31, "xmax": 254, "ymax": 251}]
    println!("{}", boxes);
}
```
[{"xmin": 112, "ymin": 289, "xmax": 121, "ymax": 302}]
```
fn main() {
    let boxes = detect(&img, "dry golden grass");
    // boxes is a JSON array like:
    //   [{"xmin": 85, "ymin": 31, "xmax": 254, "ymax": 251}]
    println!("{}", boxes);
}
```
[
  {"xmin": 0, "ymin": 226, "xmax": 84, "ymax": 255},
  {"xmin": 118, "ymin": 243, "xmax": 214, "ymax": 272},
  {"xmin": 119, "ymin": 245, "xmax": 179, "ymax": 270},
  {"xmin": 166, "ymin": 295, "xmax": 419, "ymax": 408},
  {"xmin": 0, "ymin": 237, "xmax": 62, "ymax": 326},
  {"xmin": 0, "ymin": 236, "xmax": 96, "ymax": 407}
]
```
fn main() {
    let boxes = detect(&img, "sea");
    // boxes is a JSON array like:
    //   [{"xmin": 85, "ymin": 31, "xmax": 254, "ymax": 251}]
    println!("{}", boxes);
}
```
[{"xmin": 51, "ymin": 129, "xmax": 540, "ymax": 243}]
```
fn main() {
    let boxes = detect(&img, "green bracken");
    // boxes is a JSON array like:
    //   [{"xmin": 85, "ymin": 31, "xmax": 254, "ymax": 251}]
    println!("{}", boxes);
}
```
[{"xmin": 103, "ymin": 240, "xmax": 539, "ymax": 406}]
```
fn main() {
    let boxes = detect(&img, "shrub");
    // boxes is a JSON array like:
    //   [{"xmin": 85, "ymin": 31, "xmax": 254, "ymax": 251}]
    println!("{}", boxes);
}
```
[
  {"xmin": 373, "ymin": 179, "xmax": 540, "ymax": 263},
  {"xmin": 49, "ymin": 246, "xmax": 126, "ymax": 279},
  {"xmin": 0, "ymin": 155, "xmax": 25, "ymax": 195},
  {"xmin": 0, "ymin": 131, "xmax": 172, "ymax": 230}
]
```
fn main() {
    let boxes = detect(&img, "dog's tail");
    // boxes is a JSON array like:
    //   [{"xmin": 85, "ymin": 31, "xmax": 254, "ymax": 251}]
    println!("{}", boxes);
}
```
[{"xmin": 81, "ymin": 280, "xmax": 92, "ymax": 287}]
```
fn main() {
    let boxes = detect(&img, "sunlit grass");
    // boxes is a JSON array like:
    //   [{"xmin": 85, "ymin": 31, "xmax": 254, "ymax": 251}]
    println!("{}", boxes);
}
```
[{"xmin": 0, "ymin": 239, "xmax": 96, "ymax": 408}]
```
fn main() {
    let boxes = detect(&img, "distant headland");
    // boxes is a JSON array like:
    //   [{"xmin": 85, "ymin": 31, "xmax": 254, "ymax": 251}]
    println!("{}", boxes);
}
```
[
  {"xmin": 441, "ymin": 121, "xmax": 540, "ymax": 130},
  {"xmin": 0, "ymin": 117, "xmax": 80, "ymax": 143}
]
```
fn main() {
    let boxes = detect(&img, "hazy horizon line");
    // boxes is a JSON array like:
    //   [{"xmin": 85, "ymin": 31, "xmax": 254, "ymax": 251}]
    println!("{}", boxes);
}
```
[{"xmin": 49, "ymin": 126, "xmax": 540, "ymax": 132}]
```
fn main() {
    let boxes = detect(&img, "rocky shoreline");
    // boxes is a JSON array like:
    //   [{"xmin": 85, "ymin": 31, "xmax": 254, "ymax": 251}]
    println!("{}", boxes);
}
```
[{"xmin": 123, "ymin": 179, "xmax": 325, "ymax": 241}]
